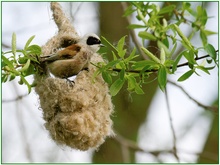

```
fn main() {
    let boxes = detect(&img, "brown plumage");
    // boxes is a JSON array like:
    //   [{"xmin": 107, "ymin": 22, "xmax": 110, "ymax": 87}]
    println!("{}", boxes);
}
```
[{"xmin": 41, "ymin": 33, "xmax": 103, "ymax": 79}]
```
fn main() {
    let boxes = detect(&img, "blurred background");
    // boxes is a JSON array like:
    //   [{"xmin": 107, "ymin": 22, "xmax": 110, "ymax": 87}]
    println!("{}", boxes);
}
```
[{"xmin": 2, "ymin": 2, "xmax": 218, "ymax": 163}]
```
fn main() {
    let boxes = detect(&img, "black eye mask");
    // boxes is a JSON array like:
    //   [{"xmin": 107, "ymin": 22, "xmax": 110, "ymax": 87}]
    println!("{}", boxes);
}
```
[{"xmin": 87, "ymin": 36, "xmax": 101, "ymax": 45}]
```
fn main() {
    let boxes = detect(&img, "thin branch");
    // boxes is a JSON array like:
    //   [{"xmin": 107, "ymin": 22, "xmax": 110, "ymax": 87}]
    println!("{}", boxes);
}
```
[
  {"xmin": 12, "ymin": 82, "xmax": 33, "ymax": 162},
  {"xmin": 93, "ymin": 51, "xmax": 218, "ymax": 74},
  {"xmin": 168, "ymin": 80, "xmax": 218, "ymax": 113},
  {"xmin": 2, "ymin": 93, "xmax": 29, "ymax": 103},
  {"xmin": 164, "ymin": 88, "xmax": 180, "ymax": 162},
  {"xmin": 114, "ymin": 130, "xmax": 218, "ymax": 162}
]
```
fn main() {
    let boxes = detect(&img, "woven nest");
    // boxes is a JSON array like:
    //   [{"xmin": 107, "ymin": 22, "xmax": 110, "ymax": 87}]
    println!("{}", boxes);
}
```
[{"xmin": 34, "ymin": 2, "xmax": 114, "ymax": 151}]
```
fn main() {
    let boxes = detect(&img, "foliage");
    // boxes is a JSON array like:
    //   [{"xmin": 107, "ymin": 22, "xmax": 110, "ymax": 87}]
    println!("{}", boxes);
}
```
[
  {"xmin": 1, "ymin": 2, "xmax": 218, "ymax": 96},
  {"xmin": 95, "ymin": 2, "xmax": 218, "ymax": 95},
  {"xmin": 2, "ymin": 33, "xmax": 41, "ymax": 93}
]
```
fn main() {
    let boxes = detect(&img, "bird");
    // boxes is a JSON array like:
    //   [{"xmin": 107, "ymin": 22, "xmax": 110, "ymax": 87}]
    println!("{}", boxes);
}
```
[{"xmin": 41, "ymin": 33, "xmax": 104, "ymax": 80}]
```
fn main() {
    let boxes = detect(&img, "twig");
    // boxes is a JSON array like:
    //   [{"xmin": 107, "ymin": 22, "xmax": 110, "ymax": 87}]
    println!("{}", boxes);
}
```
[
  {"xmin": 164, "ymin": 87, "xmax": 180, "ymax": 162},
  {"xmin": 92, "ymin": 51, "xmax": 218, "ymax": 74},
  {"xmin": 168, "ymin": 80, "xmax": 218, "ymax": 113},
  {"xmin": 2, "ymin": 93, "xmax": 29, "ymax": 103},
  {"xmin": 12, "ymin": 82, "xmax": 33, "ymax": 162},
  {"xmin": 113, "ymin": 130, "xmax": 218, "ymax": 162}
]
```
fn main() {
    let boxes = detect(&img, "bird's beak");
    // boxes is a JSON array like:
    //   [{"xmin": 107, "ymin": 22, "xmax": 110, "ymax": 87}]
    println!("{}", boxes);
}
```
[{"xmin": 100, "ymin": 44, "xmax": 106, "ymax": 47}]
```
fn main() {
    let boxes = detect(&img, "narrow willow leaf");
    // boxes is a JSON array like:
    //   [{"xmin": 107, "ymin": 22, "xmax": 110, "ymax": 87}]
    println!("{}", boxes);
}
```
[
  {"xmin": 135, "ymin": 84, "xmax": 144, "ymax": 94},
  {"xmin": 12, "ymin": 32, "xmax": 16, "ymax": 56},
  {"xmin": 127, "ymin": 24, "xmax": 146, "ymax": 29},
  {"xmin": 158, "ymin": 65, "xmax": 167, "ymax": 91},
  {"xmin": 2, "ymin": 55, "xmax": 14, "ymax": 69},
  {"xmin": 117, "ymin": 36, "xmax": 126, "ymax": 52},
  {"xmin": 157, "ymin": 40, "xmax": 170, "ymax": 57},
  {"xmin": 158, "ymin": 5, "xmax": 176, "ymax": 15},
  {"xmin": 141, "ymin": 47, "xmax": 161, "ymax": 63},
  {"xmin": 101, "ymin": 36, "xmax": 118, "ymax": 52},
  {"xmin": 184, "ymin": 50, "xmax": 197, "ymax": 65},
  {"xmin": 172, "ymin": 24, "xmax": 194, "ymax": 51},
  {"xmin": 160, "ymin": 47, "xmax": 166, "ymax": 64},
  {"xmin": 102, "ymin": 71, "xmax": 112, "ymax": 84},
  {"xmin": 138, "ymin": 31, "xmax": 157, "ymax": 41},
  {"xmin": 205, "ymin": 44, "xmax": 216, "ymax": 60},
  {"xmin": 18, "ymin": 59, "xmax": 30, "ymax": 72},
  {"xmin": 20, "ymin": 76, "xmax": 31, "ymax": 93},
  {"xmin": 123, "ymin": 5, "xmax": 135, "ymax": 17},
  {"xmin": 178, "ymin": 70, "xmax": 194, "ymax": 81},
  {"xmin": 110, "ymin": 78, "xmax": 125, "ymax": 96},
  {"xmin": 26, "ymin": 44, "xmax": 42, "ymax": 55},
  {"xmin": 125, "ymin": 47, "xmax": 138, "ymax": 62},
  {"xmin": 203, "ymin": 29, "xmax": 217, "ymax": 36},
  {"xmin": 24, "ymin": 35, "xmax": 35, "ymax": 50},
  {"xmin": 196, "ymin": 66, "xmax": 210, "ymax": 75},
  {"xmin": 119, "ymin": 69, "xmax": 125, "ymax": 80},
  {"xmin": 200, "ymin": 30, "xmax": 208, "ymax": 46},
  {"xmin": 127, "ymin": 75, "xmax": 136, "ymax": 91}
]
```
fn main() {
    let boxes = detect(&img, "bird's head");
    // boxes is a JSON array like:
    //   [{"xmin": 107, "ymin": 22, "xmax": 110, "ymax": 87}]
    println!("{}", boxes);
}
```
[{"xmin": 80, "ymin": 33, "xmax": 104, "ymax": 52}]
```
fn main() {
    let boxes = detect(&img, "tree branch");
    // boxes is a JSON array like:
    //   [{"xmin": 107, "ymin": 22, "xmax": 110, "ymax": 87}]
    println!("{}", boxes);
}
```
[
  {"xmin": 94, "ymin": 50, "xmax": 218, "ymax": 74},
  {"xmin": 164, "ymin": 88, "xmax": 180, "ymax": 162},
  {"xmin": 113, "ymin": 130, "xmax": 218, "ymax": 162},
  {"xmin": 2, "ymin": 93, "xmax": 28, "ymax": 103},
  {"xmin": 168, "ymin": 80, "xmax": 218, "ymax": 113}
]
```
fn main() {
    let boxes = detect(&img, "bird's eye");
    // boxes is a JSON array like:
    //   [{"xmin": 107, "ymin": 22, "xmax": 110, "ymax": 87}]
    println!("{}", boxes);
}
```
[{"xmin": 87, "ymin": 36, "xmax": 101, "ymax": 45}]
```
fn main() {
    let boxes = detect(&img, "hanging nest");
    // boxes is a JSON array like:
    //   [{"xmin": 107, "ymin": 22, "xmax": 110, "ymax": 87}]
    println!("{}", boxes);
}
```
[{"xmin": 34, "ymin": 2, "xmax": 114, "ymax": 151}]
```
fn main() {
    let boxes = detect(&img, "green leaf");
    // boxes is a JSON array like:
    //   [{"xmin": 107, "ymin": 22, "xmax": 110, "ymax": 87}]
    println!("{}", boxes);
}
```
[
  {"xmin": 203, "ymin": 29, "xmax": 217, "ymax": 36},
  {"xmin": 138, "ymin": 31, "xmax": 157, "ymax": 41},
  {"xmin": 158, "ymin": 5, "xmax": 176, "ymax": 15},
  {"xmin": 197, "ymin": 6, "xmax": 207, "ymax": 26},
  {"xmin": 24, "ymin": 35, "xmax": 35, "ymax": 50},
  {"xmin": 125, "ymin": 47, "xmax": 138, "ymax": 62},
  {"xmin": 2, "ymin": 74, "xmax": 8, "ymax": 83},
  {"xmin": 127, "ymin": 24, "xmax": 146, "ymax": 29},
  {"xmin": 18, "ymin": 59, "xmax": 30, "ymax": 72},
  {"xmin": 132, "ymin": 60, "xmax": 158, "ymax": 70},
  {"xmin": 2, "ymin": 55, "xmax": 14, "ymax": 69},
  {"xmin": 119, "ymin": 69, "xmax": 125, "ymax": 80},
  {"xmin": 135, "ymin": 84, "xmax": 145, "ymax": 94},
  {"xmin": 123, "ymin": 4, "xmax": 135, "ymax": 17},
  {"xmin": 157, "ymin": 40, "xmax": 170, "ymax": 58},
  {"xmin": 205, "ymin": 44, "xmax": 216, "ymax": 60},
  {"xmin": 200, "ymin": 30, "xmax": 208, "ymax": 46},
  {"xmin": 158, "ymin": 65, "xmax": 167, "ymax": 91},
  {"xmin": 101, "ymin": 36, "xmax": 118, "ymax": 52},
  {"xmin": 141, "ymin": 47, "xmax": 161, "ymax": 63},
  {"xmin": 12, "ymin": 32, "xmax": 16, "ymax": 56},
  {"xmin": 127, "ymin": 75, "xmax": 136, "ymax": 91},
  {"xmin": 20, "ymin": 76, "xmax": 31, "ymax": 93},
  {"xmin": 184, "ymin": 50, "xmax": 197, "ymax": 65},
  {"xmin": 102, "ymin": 71, "xmax": 112, "ymax": 84},
  {"xmin": 117, "ymin": 36, "xmax": 126, "ymax": 52},
  {"xmin": 105, "ymin": 59, "xmax": 120, "ymax": 69},
  {"xmin": 26, "ymin": 45, "xmax": 42, "ymax": 55},
  {"xmin": 160, "ymin": 47, "xmax": 166, "ymax": 64},
  {"xmin": 178, "ymin": 69, "xmax": 194, "ymax": 81},
  {"xmin": 196, "ymin": 66, "xmax": 210, "ymax": 75},
  {"xmin": 110, "ymin": 78, "xmax": 125, "ymax": 96}
]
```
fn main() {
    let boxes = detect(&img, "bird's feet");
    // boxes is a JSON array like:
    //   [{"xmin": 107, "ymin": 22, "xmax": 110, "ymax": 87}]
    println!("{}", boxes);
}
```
[
  {"xmin": 66, "ymin": 78, "xmax": 75, "ymax": 87},
  {"xmin": 82, "ymin": 67, "xmax": 89, "ymax": 72}
]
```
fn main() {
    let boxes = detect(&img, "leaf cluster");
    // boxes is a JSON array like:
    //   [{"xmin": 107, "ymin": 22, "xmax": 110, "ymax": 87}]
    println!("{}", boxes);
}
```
[
  {"xmin": 96, "ymin": 2, "xmax": 218, "ymax": 95},
  {"xmin": 2, "ymin": 33, "xmax": 41, "ymax": 93}
]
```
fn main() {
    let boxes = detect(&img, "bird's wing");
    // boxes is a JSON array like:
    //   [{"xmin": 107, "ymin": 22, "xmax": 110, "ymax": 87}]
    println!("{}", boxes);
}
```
[
  {"xmin": 41, "ymin": 45, "xmax": 81, "ymax": 62},
  {"xmin": 40, "ymin": 53, "xmax": 61, "ymax": 62}
]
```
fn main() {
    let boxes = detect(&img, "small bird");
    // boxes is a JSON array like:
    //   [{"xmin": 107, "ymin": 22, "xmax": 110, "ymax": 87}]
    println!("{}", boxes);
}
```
[{"xmin": 41, "ymin": 33, "xmax": 103, "ymax": 80}]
